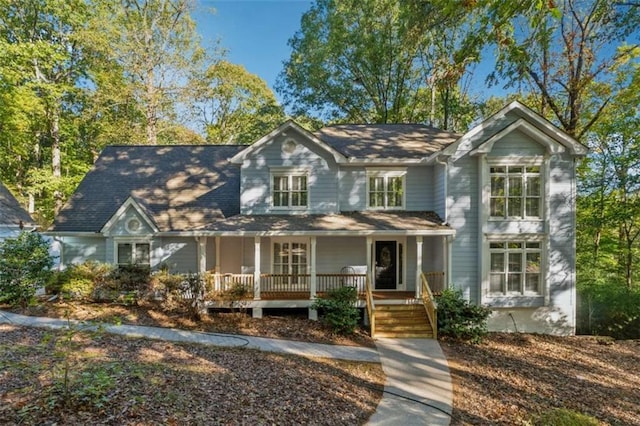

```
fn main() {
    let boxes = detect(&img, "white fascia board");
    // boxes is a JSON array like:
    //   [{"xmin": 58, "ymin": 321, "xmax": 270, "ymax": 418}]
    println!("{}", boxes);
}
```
[
  {"xmin": 346, "ymin": 158, "xmax": 424, "ymax": 165},
  {"xmin": 229, "ymin": 120, "xmax": 347, "ymax": 164},
  {"xmin": 42, "ymin": 231, "xmax": 103, "ymax": 237},
  {"xmin": 442, "ymin": 100, "xmax": 588, "ymax": 158},
  {"xmin": 470, "ymin": 118, "xmax": 566, "ymax": 156},
  {"xmin": 100, "ymin": 196, "xmax": 159, "ymax": 234},
  {"xmin": 156, "ymin": 229, "xmax": 456, "ymax": 238}
]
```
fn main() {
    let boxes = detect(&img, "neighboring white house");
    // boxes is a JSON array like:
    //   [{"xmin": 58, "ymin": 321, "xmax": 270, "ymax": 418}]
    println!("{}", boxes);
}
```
[
  {"xmin": 0, "ymin": 180, "xmax": 35, "ymax": 240},
  {"xmin": 47, "ymin": 101, "xmax": 587, "ymax": 336}
]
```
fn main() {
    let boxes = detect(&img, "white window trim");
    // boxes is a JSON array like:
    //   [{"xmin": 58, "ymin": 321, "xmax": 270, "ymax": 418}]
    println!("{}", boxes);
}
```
[
  {"xmin": 366, "ymin": 168, "xmax": 407, "ymax": 211},
  {"xmin": 113, "ymin": 238, "xmax": 152, "ymax": 267},
  {"xmin": 482, "ymin": 234, "xmax": 547, "ymax": 303},
  {"xmin": 270, "ymin": 237, "xmax": 310, "ymax": 286},
  {"xmin": 485, "ymin": 157, "xmax": 546, "ymax": 222},
  {"xmin": 269, "ymin": 168, "xmax": 309, "ymax": 210}
]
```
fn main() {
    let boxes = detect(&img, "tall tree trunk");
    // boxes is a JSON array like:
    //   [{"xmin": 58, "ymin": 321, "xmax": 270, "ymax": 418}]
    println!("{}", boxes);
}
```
[{"xmin": 51, "ymin": 108, "xmax": 63, "ymax": 213}]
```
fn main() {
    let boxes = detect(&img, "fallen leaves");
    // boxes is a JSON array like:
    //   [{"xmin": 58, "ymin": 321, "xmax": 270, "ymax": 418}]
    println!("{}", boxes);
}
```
[{"xmin": 442, "ymin": 333, "xmax": 640, "ymax": 425}]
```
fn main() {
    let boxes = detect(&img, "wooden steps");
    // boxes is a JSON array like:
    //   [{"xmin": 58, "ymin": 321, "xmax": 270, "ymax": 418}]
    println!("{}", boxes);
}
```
[{"xmin": 373, "ymin": 304, "xmax": 434, "ymax": 338}]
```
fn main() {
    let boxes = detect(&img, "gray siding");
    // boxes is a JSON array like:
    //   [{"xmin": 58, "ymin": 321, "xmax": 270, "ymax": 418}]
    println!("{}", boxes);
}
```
[
  {"xmin": 447, "ymin": 156, "xmax": 479, "ymax": 302},
  {"xmin": 62, "ymin": 237, "xmax": 107, "ymax": 265},
  {"xmin": 405, "ymin": 166, "xmax": 432, "ymax": 210},
  {"xmin": 108, "ymin": 207, "xmax": 154, "ymax": 236},
  {"xmin": 433, "ymin": 163, "xmax": 447, "ymax": 220},
  {"xmin": 316, "ymin": 237, "xmax": 367, "ymax": 273},
  {"xmin": 158, "ymin": 237, "xmax": 197, "ymax": 273},
  {"xmin": 338, "ymin": 168, "xmax": 367, "ymax": 211},
  {"xmin": 487, "ymin": 129, "xmax": 546, "ymax": 157},
  {"xmin": 240, "ymin": 130, "xmax": 339, "ymax": 214}
]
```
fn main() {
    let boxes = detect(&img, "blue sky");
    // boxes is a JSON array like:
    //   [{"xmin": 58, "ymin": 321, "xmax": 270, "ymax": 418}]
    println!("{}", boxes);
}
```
[{"xmin": 194, "ymin": 1, "xmax": 312, "ymax": 103}]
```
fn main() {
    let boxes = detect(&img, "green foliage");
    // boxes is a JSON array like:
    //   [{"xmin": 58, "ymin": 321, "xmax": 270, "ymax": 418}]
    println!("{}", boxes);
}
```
[
  {"xmin": 277, "ymin": 0, "xmax": 476, "ymax": 129},
  {"xmin": 532, "ymin": 408, "xmax": 599, "ymax": 426},
  {"xmin": 47, "ymin": 261, "xmax": 113, "ymax": 300},
  {"xmin": 210, "ymin": 278, "xmax": 251, "ymax": 313},
  {"xmin": 107, "ymin": 264, "xmax": 151, "ymax": 293},
  {"xmin": 0, "ymin": 232, "xmax": 54, "ymax": 307},
  {"xmin": 435, "ymin": 288, "xmax": 491, "ymax": 343},
  {"xmin": 311, "ymin": 286, "xmax": 360, "ymax": 335}
]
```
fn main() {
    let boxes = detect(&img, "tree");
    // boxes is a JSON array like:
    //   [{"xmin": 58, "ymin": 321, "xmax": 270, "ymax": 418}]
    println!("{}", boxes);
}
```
[
  {"xmin": 277, "ymin": 0, "xmax": 476, "ymax": 129},
  {"xmin": 0, "ymin": 232, "xmax": 54, "ymax": 307},
  {"xmin": 94, "ymin": 0, "xmax": 206, "ymax": 145},
  {"xmin": 0, "ymin": 0, "xmax": 94, "ymax": 214},
  {"xmin": 452, "ymin": 0, "xmax": 640, "ymax": 139},
  {"xmin": 190, "ymin": 61, "xmax": 286, "ymax": 144}
]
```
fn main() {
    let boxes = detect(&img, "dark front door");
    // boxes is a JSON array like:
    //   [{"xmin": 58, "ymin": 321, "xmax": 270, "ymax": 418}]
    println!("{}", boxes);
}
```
[{"xmin": 375, "ymin": 241, "xmax": 397, "ymax": 290}]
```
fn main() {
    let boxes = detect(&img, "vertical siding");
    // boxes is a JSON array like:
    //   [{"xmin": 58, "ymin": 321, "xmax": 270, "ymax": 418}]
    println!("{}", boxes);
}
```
[
  {"xmin": 62, "ymin": 237, "xmax": 107, "ymax": 265},
  {"xmin": 447, "ymin": 156, "xmax": 479, "ymax": 302},
  {"xmin": 240, "ymin": 131, "xmax": 339, "ymax": 214}
]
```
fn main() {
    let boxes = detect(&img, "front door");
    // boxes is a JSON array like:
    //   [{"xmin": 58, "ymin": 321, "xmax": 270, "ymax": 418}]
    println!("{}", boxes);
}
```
[{"xmin": 375, "ymin": 241, "xmax": 397, "ymax": 290}]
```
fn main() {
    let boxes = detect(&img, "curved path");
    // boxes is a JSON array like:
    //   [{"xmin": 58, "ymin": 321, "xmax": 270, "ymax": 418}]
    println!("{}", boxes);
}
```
[{"xmin": 0, "ymin": 310, "xmax": 452, "ymax": 425}]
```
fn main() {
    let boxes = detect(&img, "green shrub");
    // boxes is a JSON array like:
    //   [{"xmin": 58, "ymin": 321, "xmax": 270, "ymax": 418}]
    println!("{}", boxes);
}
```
[
  {"xmin": 311, "ymin": 286, "xmax": 360, "ymax": 335},
  {"xmin": 533, "ymin": 408, "xmax": 599, "ymax": 426},
  {"xmin": 106, "ymin": 264, "xmax": 150, "ymax": 293},
  {"xmin": 436, "ymin": 288, "xmax": 491, "ymax": 343},
  {"xmin": 47, "ymin": 262, "xmax": 113, "ymax": 301},
  {"xmin": 0, "ymin": 232, "xmax": 54, "ymax": 307}
]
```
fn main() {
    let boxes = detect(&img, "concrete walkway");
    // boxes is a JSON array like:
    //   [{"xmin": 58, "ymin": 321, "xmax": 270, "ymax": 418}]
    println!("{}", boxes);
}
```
[{"xmin": 0, "ymin": 310, "xmax": 453, "ymax": 425}]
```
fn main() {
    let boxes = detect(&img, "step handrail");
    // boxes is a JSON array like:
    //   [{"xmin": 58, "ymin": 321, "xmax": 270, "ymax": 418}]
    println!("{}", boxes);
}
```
[
  {"xmin": 365, "ymin": 275, "xmax": 375, "ymax": 338},
  {"xmin": 420, "ymin": 272, "xmax": 438, "ymax": 340}
]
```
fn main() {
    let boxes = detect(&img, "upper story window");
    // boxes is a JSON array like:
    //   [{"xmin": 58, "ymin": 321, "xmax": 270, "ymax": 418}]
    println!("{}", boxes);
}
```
[
  {"xmin": 367, "ymin": 170, "xmax": 405, "ymax": 210},
  {"xmin": 489, "ymin": 241, "xmax": 542, "ymax": 296},
  {"xmin": 490, "ymin": 165, "xmax": 541, "ymax": 218},
  {"xmin": 272, "ymin": 173, "xmax": 308, "ymax": 208}
]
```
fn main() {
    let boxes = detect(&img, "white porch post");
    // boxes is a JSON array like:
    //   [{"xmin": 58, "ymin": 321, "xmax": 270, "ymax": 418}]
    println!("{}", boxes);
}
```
[
  {"xmin": 214, "ymin": 236, "xmax": 221, "ymax": 291},
  {"xmin": 197, "ymin": 237, "xmax": 207, "ymax": 274},
  {"xmin": 447, "ymin": 235, "xmax": 453, "ymax": 290},
  {"xmin": 253, "ymin": 236, "xmax": 261, "ymax": 300},
  {"xmin": 416, "ymin": 236, "xmax": 423, "ymax": 299},
  {"xmin": 366, "ymin": 237, "xmax": 373, "ymax": 288},
  {"xmin": 309, "ymin": 236, "xmax": 318, "ymax": 320}
]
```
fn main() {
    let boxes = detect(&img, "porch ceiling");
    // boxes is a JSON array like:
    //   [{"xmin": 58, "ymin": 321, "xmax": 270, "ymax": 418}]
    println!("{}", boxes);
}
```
[{"xmin": 195, "ymin": 211, "xmax": 453, "ymax": 235}]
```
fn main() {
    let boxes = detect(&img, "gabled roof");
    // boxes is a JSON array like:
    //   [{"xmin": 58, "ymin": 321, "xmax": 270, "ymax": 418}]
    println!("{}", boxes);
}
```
[
  {"xmin": 315, "ymin": 124, "xmax": 460, "ymax": 161},
  {"xmin": 50, "ymin": 145, "xmax": 245, "ymax": 233},
  {"xmin": 229, "ymin": 120, "xmax": 347, "ymax": 164},
  {"xmin": 0, "ymin": 181, "xmax": 34, "ymax": 227},
  {"xmin": 441, "ymin": 101, "xmax": 588, "ymax": 158}
]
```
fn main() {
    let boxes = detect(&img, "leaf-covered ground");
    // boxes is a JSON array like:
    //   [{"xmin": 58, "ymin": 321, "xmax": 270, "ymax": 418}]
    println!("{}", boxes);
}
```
[
  {"xmin": 8, "ymin": 300, "xmax": 374, "ymax": 347},
  {"xmin": 442, "ymin": 333, "xmax": 640, "ymax": 425},
  {"xmin": 0, "ymin": 324, "xmax": 384, "ymax": 425}
]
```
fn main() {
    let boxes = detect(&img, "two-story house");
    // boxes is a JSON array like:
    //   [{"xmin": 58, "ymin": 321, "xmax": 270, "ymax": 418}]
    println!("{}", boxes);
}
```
[{"xmin": 48, "ymin": 101, "xmax": 587, "ymax": 336}]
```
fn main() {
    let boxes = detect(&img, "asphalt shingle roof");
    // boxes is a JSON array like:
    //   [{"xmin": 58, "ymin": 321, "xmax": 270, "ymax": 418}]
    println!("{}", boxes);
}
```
[
  {"xmin": 199, "ymin": 211, "xmax": 448, "ymax": 233},
  {"xmin": 315, "ymin": 124, "xmax": 460, "ymax": 160},
  {"xmin": 0, "ymin": 181, "xmax": 34, "ymax": 227},
  {"xmin": 51, "ymin": 145, "xmax": 245, "ymax": 232}
]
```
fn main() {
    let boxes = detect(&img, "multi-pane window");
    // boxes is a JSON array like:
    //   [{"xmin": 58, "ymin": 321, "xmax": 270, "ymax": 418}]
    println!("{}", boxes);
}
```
[
  {"xmin": 272, "ymin": 174, "xmax": 308, "ymax": 208},
  {"xmin": 368, "ymin": 173, "xmax": 404, "ymax": 209},
  {"xmin": 490, "ymin": 166, "xmax": 541, "ymax": 218},
  {"xmin": 273, "ymin": 242, "xmax": 308, "ymax": 285},
  {"xmin": 489, "ymin": 241, "xmax": 541, "ymax": 295},
  {"xmin": 117, "ymin": 242, "xmax": 150, "ymax": 266}
]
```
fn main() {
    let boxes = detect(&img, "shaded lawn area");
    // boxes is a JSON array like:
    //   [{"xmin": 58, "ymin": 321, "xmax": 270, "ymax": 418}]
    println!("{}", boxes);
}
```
[
  {"xmin": 0, "ymin": 324, "xmax": 384, "ymax": 425},
  {"xmin": 442, "ymin": 333, "xmax": 640, "ymax": 425}
]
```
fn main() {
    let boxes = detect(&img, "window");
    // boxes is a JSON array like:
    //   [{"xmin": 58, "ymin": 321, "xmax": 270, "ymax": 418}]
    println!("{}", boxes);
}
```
[
  {"xmin": 367, "ymin": 171, "xmax": 405, "ymax": 209},
  {"xmin": 489, "ymin": 241, "xmax": 541, "ymax": 295},
  {"xmin": 273, "ymin": 241, "xmax": 308, "ymax": 286},
  {"xmin": 490, "ymin": 166, "xmax": 541, "ymax": 218},
  {"xmin": 117, "ymin": 242, "xmax": 150, "ymax": 266},
  {"xmin": 272, "ymin": 174, "xmax": 308, "ymax": 208}
]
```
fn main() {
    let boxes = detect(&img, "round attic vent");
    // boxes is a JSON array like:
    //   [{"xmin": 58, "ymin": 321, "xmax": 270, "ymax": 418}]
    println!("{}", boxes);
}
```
[
  {"xmin": 282, "ymin": 138, "xmax": 297, "ymax": 154},
  {"xmin": 126, "ymin": 218, "xmax": 141, "ymax": 233}
]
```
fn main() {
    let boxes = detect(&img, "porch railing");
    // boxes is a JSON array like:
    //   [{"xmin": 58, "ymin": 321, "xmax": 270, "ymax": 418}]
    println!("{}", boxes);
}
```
[
  {"xmin": 365, "ymin": 274, "xmax": 375, "ymax": 338},
  {"xmin": 423, "ymin": 271, "xmax": 446, "ymax": 294},
  {"xmin": 317, "ymin": 274, "xmax": 367, "ymax": 294},
  {"xmin": 420, "ymin": 272, "xmax": 438, "ymax": 339}
]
